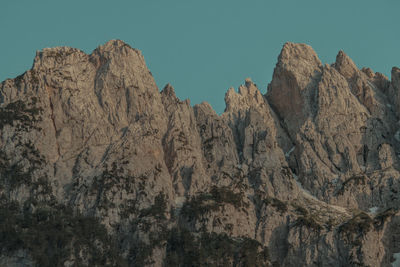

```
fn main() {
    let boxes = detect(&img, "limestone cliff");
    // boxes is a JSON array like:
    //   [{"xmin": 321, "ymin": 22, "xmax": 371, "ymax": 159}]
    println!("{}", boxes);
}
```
[{"xmin": 0, "ymin": 40, "xmax": 400, "ymax": 266}]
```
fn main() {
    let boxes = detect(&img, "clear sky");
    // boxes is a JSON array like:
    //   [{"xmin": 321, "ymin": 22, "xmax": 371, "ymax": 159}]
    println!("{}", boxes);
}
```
[{"xmin": 1, "ymin": 0, "xmax": 399, "ymax": 113}]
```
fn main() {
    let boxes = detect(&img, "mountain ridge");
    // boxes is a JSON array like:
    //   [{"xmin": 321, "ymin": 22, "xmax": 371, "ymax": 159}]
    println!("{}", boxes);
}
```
[{"xmin": 1, "ymin": 39, "xmax": 400, "ymax": 266}]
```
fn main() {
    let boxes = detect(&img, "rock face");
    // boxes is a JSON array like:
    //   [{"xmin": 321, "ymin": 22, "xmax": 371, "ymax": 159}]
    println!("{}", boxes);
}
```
[{"xmin": 0, "ymin": 40, "xmax": 400, "ymax": 266}]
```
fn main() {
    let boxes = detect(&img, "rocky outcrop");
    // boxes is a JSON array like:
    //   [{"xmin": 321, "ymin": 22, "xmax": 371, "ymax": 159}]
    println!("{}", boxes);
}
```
[{"xmin": 1, "ymin": 40, "xmax": 400, "ymax": 266}]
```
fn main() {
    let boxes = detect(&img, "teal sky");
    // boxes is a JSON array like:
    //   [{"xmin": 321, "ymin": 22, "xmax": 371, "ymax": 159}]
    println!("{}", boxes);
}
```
[{"xmin": 1, "ymin": 0, "xmax": 399, "ymax": 114}]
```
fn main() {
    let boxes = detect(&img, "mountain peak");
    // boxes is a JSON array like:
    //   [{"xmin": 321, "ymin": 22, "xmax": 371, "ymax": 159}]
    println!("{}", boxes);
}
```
[
  {"xmin": 94, "ymin": 39, "xmax": 137, "ymax": 54},
  {"xmin": 333, "ymin": 50, "xmax": 359, "ymax": 78},
  {"xmin": 278, "ymin": 42, "xmax": 322, "ymax": 67},
  {"xmin": 267, "ymin": 42, "xmax": 323, "ymax": 131},
  {"xmin": 32, "ymin": 46, "xmax": 87, "ymax": 71},
  {"xmin": 161, "ymin": 83, "xmax": 178, "ymax": 103}
]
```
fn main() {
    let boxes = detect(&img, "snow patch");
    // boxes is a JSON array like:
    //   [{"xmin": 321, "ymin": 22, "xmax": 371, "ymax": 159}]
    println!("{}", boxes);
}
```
[
  {"xmin": 285, "ymin": 146, "xmax": 295, "ymax": 157},
  {"xmin": 392, "ymin": 252, "xmax": 400, "ymax": 267},
  {"xmin": 369, "ymin": 207, "xmax": 379, "ymax": 214},
  {"xmin": 293, "ymin": 174, "xmax": 318, "ymax": 201},
  {"xmin": 367, "ymin": 80, "xmax": 377, "ymax": 91},
  {"xmin": 395, "ymin": 130, "xmax": 400, "ymax": 142}
]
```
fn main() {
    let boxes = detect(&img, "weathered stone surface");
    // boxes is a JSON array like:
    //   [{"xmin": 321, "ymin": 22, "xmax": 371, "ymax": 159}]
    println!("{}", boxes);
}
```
[{"xmin": 1, "ymin": 39, "xmax": 400, "ymax": 266}]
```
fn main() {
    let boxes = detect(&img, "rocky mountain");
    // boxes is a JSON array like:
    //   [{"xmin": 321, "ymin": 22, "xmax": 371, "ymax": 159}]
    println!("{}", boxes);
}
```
[{"xmin": 0, "ymin": 39, "xmax": 400, "ymax": 266}]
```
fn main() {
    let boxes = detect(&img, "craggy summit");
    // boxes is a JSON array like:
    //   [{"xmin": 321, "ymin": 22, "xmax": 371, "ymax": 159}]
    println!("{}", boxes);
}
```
[{"xmin": 1, "ymin": 40, "xmax": 400, "ymax": 266}]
